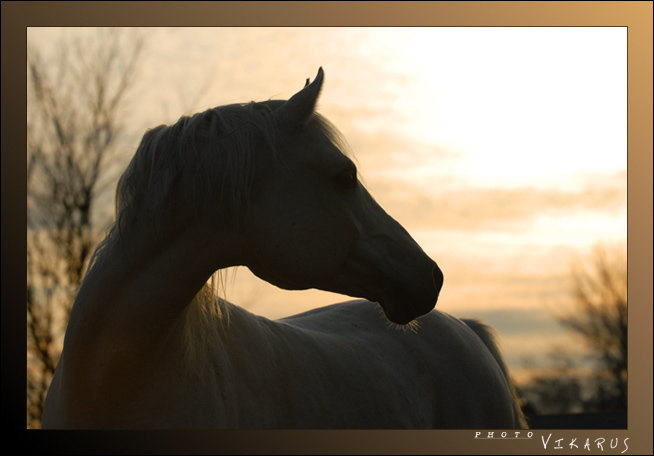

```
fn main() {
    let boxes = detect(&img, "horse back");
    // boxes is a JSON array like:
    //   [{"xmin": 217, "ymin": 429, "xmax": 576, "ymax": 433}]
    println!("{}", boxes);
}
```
[{"xmin": 276, "ymin": 300, "xmax": 524, "ymax": 428}]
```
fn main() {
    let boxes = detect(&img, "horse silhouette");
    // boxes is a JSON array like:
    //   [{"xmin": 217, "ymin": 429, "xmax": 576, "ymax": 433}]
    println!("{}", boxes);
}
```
[{"xmin": 42, "ymin": 68, "xmax": 526, "ymax": 429}]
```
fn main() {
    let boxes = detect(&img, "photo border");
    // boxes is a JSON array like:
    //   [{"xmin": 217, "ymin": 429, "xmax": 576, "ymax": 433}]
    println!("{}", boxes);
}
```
[{"xmin": 3, "ymin": 2, "xmax": 651, "ymax": 454}]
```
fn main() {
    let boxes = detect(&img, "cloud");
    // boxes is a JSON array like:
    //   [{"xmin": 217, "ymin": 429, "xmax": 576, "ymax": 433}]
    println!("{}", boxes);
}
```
[{"xmin": 367, "ymin": 174, "xmax": 626, "ymax": 231}]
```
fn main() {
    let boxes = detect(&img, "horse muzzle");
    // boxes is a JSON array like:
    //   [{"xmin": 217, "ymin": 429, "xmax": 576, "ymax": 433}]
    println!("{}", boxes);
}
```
[{"xmin": 376, "ymin": 261, "xmax": 443, "ymax": 325}]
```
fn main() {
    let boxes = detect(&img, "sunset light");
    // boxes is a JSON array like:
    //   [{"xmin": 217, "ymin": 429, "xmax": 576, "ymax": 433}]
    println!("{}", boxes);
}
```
[{"xmin": 27, "ymin": 26, "xmax": 627, "ymax": 426}]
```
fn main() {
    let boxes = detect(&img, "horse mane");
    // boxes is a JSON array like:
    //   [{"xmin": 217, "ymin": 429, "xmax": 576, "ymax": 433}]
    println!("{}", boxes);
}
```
[
  {"xmin": 85, "ymin": 100, "xmax": 349, "ymax": 329},
  {"xmin": 116, "ymin": 102, "xmax": 279, "ymax": 234}
]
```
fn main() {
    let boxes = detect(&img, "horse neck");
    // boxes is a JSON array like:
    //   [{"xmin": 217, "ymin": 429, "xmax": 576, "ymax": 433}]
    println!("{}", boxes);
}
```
[{"xmin": 61, "ymin": 216, "xmax": 239, "ymax": 378}]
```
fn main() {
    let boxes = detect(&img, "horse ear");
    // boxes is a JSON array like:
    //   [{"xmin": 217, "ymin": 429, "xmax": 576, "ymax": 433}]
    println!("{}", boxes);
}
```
[{"xmin": 275, "ymin": 67, "xmax": 324, "ymax": 131}]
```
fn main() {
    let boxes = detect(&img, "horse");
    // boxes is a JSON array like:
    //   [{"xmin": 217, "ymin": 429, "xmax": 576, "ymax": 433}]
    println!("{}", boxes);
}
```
[{"xmin": 41, "ymin": 68, "xmax": 526, "ymax": 429}]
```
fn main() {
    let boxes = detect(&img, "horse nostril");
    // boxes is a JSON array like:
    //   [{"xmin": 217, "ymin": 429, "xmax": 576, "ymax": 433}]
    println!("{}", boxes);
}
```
[{"xmin": 432, "ymin": 264, "xmax": 444, "ymax": 292}]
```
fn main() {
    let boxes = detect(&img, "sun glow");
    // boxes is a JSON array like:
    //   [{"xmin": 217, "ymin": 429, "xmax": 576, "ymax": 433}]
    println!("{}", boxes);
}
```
[{"xmin": 354, "ymin": 27, "xmax": 627, "ymax": 191}]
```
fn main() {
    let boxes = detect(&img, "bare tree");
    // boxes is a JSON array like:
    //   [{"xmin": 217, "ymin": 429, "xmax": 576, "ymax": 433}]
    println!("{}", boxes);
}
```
[
  {"xmin": 556, "ymin": 244, "xmax": 627, "ymax": 410},
  {"xmin": 26, "ymin": 28, "xmax": 144, "ymax": 429},
  {"xmin": 519, "ymin": 244, "xmax": 627, "ymax": 417}
]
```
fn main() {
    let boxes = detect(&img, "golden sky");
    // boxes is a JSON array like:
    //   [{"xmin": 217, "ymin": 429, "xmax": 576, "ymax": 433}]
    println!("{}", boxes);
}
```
[{"xmin": 28, "ymin": 27, "xmax": 627, "ymax": 372}]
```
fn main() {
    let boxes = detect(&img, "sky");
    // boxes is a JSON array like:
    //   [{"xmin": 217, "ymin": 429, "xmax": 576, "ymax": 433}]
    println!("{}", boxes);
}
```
[{"xmin": 27, "ymin": 27, "xmax": 627, "ymax": 377}]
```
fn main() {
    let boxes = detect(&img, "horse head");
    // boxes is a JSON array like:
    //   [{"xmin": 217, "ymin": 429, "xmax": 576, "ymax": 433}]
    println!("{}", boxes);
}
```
[{"xmin": 242, "ymin": 68, "xmax": 443, "ymax": 324}]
